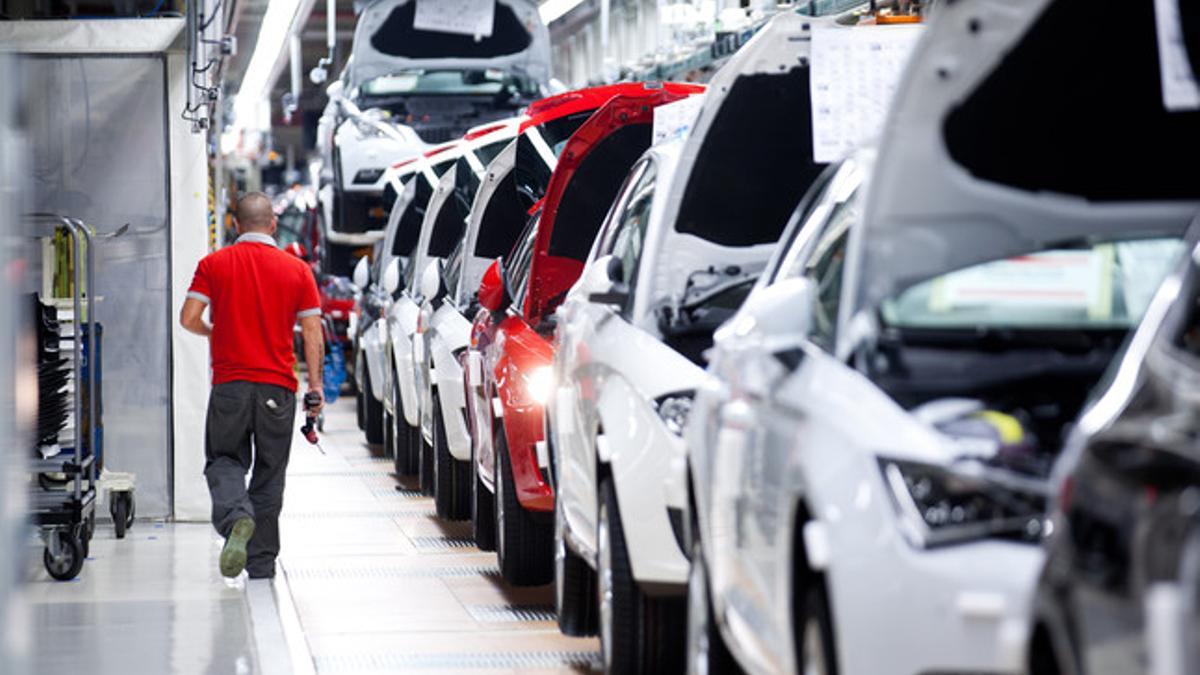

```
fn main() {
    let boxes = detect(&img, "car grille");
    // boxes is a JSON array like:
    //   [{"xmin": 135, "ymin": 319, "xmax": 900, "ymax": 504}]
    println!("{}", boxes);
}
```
[{"xmin": 413, "ymin": 125, "xmax": 464, "ymax": 144}]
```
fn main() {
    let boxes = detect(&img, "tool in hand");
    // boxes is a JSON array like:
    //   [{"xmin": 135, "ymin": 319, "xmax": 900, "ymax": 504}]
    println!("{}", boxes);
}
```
[{"xmin": 300, "ymin": 391, "xmax": 326, "ymax": 454}]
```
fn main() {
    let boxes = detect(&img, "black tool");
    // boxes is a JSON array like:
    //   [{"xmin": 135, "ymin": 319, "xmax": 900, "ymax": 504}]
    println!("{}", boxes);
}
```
[{"xmin": 300, "ymin": 391, "xmax": 325, "ymax": 454}]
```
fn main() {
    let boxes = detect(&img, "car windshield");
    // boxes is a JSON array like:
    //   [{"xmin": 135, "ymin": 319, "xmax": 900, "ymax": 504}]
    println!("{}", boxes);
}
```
[
  {"xmin": 361, "ymin": 70, "xmax": 535, "ymax": 98},
  {"xmin": 881, "ymin": 238, "xmax": 1185, "ymax": 330}
]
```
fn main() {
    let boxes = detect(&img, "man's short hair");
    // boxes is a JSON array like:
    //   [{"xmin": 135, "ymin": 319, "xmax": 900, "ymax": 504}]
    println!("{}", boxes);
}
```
[{"xmin": 236, "ymin": 192, "xmax": 275, "ymax": 232}]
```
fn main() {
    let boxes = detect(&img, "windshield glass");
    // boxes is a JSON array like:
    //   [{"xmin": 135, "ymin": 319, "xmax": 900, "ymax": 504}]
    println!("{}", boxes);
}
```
[
  {"xmin": 882, "ymin": 238, "xmax": 1185, "ymax": 330},
  {"xmin": 361, "ymin": 70, "xmax": 536, "ymax": 98}
]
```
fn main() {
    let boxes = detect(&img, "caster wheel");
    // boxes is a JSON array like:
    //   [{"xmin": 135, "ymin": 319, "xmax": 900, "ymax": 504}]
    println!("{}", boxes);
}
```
[
  {"xmin": 44, "ymin": 531, "xmax": 84, "ymax": 581},
  {"xmin": 112, "ymin": 494, "xmax": 130, "ymax": 539}
]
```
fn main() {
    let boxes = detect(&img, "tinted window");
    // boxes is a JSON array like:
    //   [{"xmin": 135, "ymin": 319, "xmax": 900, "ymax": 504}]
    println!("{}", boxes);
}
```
[
  {"xmin": 548, "ymin": 124, "xmax": 653, "ymax": 262},
  {"xmin": 675, "ymin": 68, "xmax": 824, "ymax": 246},
  {"xmin": 475, "ymin": 170, "xmax": 528, "ymax": 259},
  {"xmin": 394, "ymin": 179, "xmax": 430, "ymax": 260},
  {"xmin": 513, "ymin": 111, "xmax": 595, "ymax": 206},
  {"xmin": 505, "ymin": 216, "xmax": 539, "ymax": 308},
  {"xmin": 476, "ymin": 138, "xmax": 510, "ymax": 167},
  {"xmin": 602, "ymin": 160, "xmax": 657, "ymax": 315},
  {"xmin": 428, "ymin": 191, "xmax": 467, "ymax": 258},
  {"xmin": 944, "ymin": 0, "xmax": 1200, "ymax": 201}
]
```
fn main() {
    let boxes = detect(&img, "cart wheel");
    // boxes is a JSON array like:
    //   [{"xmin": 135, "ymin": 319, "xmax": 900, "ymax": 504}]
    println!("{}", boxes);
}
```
[
  {"xmin": 80, "ymin": 532, "xmax": 89, "ymax": 559},
  {"xmin": 44, "ymin": 531, "xmax": 84, "ymax": 581},
  {"xmin": 126, "ymin": 493, "xmax": 136, "ymax": 529},
  {"xmin": 84, "ymin": 512, "xmax": 95, "ymax": 542},
  {"xmin": 112, "ymin": 495, "xmax": 128, "ymax": 539}
]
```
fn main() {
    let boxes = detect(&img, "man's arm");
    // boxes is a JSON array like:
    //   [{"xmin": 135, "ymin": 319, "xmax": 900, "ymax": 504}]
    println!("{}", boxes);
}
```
[
  {"xmin": 180, "ymin": 297, "xmax": 212, "ymax": 337},
  {"xmin": 300, "ymin": 314, "xmax": 325, "ymax": 413}
]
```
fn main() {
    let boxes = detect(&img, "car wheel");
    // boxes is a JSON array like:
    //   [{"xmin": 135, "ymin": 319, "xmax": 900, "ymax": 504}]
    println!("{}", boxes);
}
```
[
  {"xmin": 356, "ymin": 387, "xmax": 365, "ymax": 431},
  {"xmin": 392, "ymin": 377, "xmax": 419, "ymax": 476},
  {"xmin": 419, "ymin": 425, "xmax": 435, "ymax": 497},
  {"xmin": 494, "ymin": 425, "xmax": 553, "ymax": 586},
  {"xmin": 433, "ymin": 394, "xmax": 471, "ymax": 520},
  {"xmin": 597, "ymin": 479, "xmax": 686, "ymax": 674},
  {"xmin": 472, "ymin": 434, "xmax": 496, "ymax": 551},
  {"xmin": 687, "ymin": 538, "xmax": 739, "ymax": 675},
  {"xmin": 555, "ymin": 475, "xmax": 597, "ymax": 636},
  {"xmin": 363, "ymin": 365, "xmax": 384, "ymax": 445},
  {"xmin": 797, "ymin": 580, "xmax": 838, "ymax": 675},
  {"xmin": 383, "ymin": 402, "xmax": 395, "ymax": 460}
]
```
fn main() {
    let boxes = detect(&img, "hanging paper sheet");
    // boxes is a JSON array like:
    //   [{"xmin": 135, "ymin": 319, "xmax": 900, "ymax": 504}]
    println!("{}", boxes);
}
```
[
  {"xmin": 413, "ymin": 0, "xmax": 495, "ymax": 38},
  {"xmin": 652, "ymin": 93, "xmax": 706, "ymax": 144},
  {"xmin": 809, "ymin": 25, "xmax": 923, "ymax": 163}
]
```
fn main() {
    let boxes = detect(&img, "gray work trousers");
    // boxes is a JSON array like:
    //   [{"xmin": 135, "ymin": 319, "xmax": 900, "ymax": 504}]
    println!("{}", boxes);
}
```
[{"xmin": 204, "ymin": 381, "xmax": 296, "ymax": 578}]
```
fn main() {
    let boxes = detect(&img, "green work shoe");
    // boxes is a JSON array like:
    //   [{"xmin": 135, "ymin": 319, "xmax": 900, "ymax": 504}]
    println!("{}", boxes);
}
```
[{"xmin": 219, "ymin": 517, "xmax": 255, "ymax": 578}]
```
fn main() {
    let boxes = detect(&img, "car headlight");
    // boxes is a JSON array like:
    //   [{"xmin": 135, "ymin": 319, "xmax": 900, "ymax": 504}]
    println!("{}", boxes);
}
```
[
  {"xmin": 353, "ymin": 168, "xmax": 385, "ymax": 184},
  {"xmin": 653, "ymin": 391, "xmax": 694, "ymax": 437},
  {"xmin": 523, "ymin": 366, "xmax": 554, "ymax": 405},
  {"xmin": 879, "ymin": 457, "xmax": 1045, "ymax": 548}
]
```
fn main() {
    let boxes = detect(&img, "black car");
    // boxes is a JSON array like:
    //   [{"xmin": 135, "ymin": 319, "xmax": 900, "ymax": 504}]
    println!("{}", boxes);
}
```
[{"xmin": 1030, "ymin": 232, "xmax": 1200, "ymax": 675}]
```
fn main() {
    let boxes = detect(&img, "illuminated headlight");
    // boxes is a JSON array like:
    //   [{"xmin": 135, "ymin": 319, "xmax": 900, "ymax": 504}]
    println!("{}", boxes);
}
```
[
  {"xmin": 523, "ymin": 367, "xmax": 554, "ymax": 405},
  {"xmin": 353, "ymin": 168, "xmax": 385, "ymax": 184},
  {"xmin": 879, "ymin": 458, "xmax": 1045, "ymax": 548},
  {"xmin": 654, "ymin": 391, "xmax": 695, "ymax": 437}
]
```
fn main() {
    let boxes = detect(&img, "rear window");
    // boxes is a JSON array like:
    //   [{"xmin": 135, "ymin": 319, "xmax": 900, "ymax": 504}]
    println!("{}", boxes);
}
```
[
  {"xmin": 514, "ymin": 110, "xmax": 595, "ymax": 205},
  {"xmin": 944, "ymin": 0, "xmax": 1200, "ymax": 201},
  {"xmin": 369, "ymin": 2, "xmax": 532, "ymax": 59},
  {"xmin": 428, "ymin": 192, "xmax": 467, "ymax": 258},
  {"xmin": 392, "ymin": 179, "xmax": 431, "ymax": 258},
  {"xmin": 548, "ymin": 124, "xmax": 653, "ymax": 262},
  {"xmin": 675, "ymin": 68, "xmax": 824, "ymax": 246}
]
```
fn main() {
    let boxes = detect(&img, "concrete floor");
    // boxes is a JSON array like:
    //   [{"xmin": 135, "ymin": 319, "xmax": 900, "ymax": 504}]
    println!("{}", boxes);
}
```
[{"xmin": 27, "ymin": 396, "xmax": 599, "ymax": 673}]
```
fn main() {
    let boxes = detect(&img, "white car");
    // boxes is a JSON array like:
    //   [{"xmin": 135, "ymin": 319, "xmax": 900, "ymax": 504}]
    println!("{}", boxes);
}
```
[
  {"xmin": 319, "ymin": 0, "xmax": 549, "ymax": 237},
  {"xmin": 549, "ymin": 12, "xmax": 844, "ymax": 672},
  {"xmin": 685, "ymin": 1, "xmax": 1200, "ymax": 673}
]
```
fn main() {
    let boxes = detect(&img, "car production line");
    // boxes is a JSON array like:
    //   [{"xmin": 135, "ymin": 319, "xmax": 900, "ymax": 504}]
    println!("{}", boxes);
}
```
[{"xmin": 27, "ymin": 397, "xmax": 599, "ymax": 674}]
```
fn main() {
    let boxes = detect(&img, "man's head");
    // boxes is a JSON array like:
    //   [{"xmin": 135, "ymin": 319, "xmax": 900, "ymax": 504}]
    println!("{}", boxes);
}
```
[{"xmin": 235, "ymin": 192, "xmax": 277, "ymax": 236}]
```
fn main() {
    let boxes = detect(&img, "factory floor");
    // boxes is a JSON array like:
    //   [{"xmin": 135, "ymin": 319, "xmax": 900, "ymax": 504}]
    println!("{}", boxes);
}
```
[{"xmin": 27, "ymin": 397, "xmax": 600, "ymax": 674}]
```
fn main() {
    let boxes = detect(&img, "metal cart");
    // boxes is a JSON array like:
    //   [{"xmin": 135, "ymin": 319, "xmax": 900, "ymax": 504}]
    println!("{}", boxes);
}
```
[{"xmin": 28, "ymin": 214, "xmax": 101, "ymax": 580}]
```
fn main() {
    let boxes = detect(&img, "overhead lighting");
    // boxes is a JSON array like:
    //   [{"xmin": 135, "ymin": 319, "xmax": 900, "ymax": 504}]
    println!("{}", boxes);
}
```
[
  {"xmin": 231, "ymin": 0, "xmax": 308, "ymax": 132},
  {"xmin": 539, "ymin": 0, "xmax": 585, "ymax": 24}
]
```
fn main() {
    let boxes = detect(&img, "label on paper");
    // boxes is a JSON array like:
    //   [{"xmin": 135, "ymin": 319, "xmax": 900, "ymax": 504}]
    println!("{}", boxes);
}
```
[
  {"xmin": 934, "ymin": 251, "xmax": 1105, "ymax": 313},
  {"xmin": 652, "ymin": 93, "xmax": 706, "ymax": 144},
  {"xmin": 809, "ymin": 25, "xmax": 923, "ymax": 163},
  {"xmin": 1153, "ymin": 0, "xmax": 1200, "ymax": 110},
  {"xmin": 413, "ymin": 0, "xmax": 495, "ymax": 38}
]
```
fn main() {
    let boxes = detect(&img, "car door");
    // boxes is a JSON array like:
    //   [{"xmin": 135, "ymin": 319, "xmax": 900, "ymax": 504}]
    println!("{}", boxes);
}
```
[{"xmin": 555, "ymin": 159, "xmax": 653, "ymax": 555}]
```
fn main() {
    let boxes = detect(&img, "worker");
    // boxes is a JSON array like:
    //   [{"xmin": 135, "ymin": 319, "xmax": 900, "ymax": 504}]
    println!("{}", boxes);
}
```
[{"xmin": 179, "ymin": 192, "xmax": 325, "ymax": 580}]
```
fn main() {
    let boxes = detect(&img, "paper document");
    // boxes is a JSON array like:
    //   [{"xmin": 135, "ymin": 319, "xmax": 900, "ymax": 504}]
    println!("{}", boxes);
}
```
[
  {"xmin": 413, "ymin": 0, "xmax": 495, "ymax": 38},
  {"xmin": 809, "ymin": 25, "xmax": 923, "ymax": 163},
  {"xmin": 1153, "ymin": 0, "xmax": 1200, "ymax": 111},
  {"xmin": 652, "ymin": 94, "xmax": 706, "ymax": 144}
]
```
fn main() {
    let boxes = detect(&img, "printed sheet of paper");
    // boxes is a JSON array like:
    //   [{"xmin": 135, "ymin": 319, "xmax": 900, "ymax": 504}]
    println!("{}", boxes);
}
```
[
  {"xmin": 809, "ymin": 25, "xmax": 923, "ymax": 163},
  {"xmin": 652, "ymin": 93, "xmax": 706, "ymax": 144},
  {"xmin": 1154, "ymin": 0, "xmax": 1200, "ymax": 111},
  {"xmin": 414, "ymin": 0, "xmax": 494, "ymax": 38}
]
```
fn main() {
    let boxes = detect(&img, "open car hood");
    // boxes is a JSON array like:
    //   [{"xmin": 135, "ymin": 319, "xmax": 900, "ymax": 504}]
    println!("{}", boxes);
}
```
[
  {"xmin": 348, "ymin": 0, "xmax": 550, "ymax": 91},
  {"xmin": 848, "ymin": 0, "xmax": 1200, "ymax": 325}
]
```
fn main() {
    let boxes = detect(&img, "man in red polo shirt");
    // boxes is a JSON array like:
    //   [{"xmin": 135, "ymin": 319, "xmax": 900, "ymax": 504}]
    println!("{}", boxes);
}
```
[{"xmin": 180, "ymin": 192, "xmax": 325, "ymax": 580}]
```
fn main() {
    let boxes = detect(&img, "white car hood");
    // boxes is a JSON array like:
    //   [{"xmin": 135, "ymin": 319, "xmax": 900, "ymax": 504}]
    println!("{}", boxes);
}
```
[
  {"xmin": 848, "ymin": 0, "xmax": 1200, "ymax": 324},
  {"xmin": 348, "ymin": 0, "xmax": 551, "ymax": 91}
]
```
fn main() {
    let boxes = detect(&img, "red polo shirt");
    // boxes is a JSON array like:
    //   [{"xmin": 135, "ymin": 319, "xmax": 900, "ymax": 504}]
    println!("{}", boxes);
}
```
[{"xmin": 187, "ymin": 232, "xmax": 321, "ymax": 391}]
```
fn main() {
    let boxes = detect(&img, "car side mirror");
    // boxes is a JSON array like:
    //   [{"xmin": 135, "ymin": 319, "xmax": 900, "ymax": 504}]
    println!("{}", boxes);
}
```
[
  {"xmin": 352, "ymin": 256, "xmax": 370, "ymax": 290},
  {"xmin": 420, "ymin": 260, "xmax": 442, "ymax": 301},
  {"xmin": 587, "ymin": 255, "xmax": 629, "ymax": 307},
  {"xmin": 726, "ymin": 277, "xmax": 815, "ymax": 346},
  {"xmin": 478, "ymin": 258, "xmax": 509, "ymax": 313},
  {"xmin": 382, "ymin": 258, "xmax": 401, "ymax": 295}
]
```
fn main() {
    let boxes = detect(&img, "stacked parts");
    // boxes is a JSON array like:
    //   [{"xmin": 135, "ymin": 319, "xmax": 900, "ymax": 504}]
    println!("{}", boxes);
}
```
[{"xmin": 33, "ymin": 294, "xmax": 72, "ymax": 453}]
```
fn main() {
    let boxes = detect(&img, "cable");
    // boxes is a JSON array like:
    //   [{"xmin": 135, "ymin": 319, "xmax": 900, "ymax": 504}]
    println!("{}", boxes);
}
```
[
  {"xmin": 199, "ymin": 0, "xmax": 223, "ymax": 30},
  {"xmin": 144, "ymin": 0, "xmax": 166, "ymax": 18}
]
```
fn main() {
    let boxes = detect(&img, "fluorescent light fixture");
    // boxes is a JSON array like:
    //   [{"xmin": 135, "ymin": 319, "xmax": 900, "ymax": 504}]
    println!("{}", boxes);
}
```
[
  {"xmin": 232, "ymin": 0, "xmax": 307, "ymax": 132},
  {"xmin": 539, "ymin": 0, "xmax": 586, "ymax": 24}
]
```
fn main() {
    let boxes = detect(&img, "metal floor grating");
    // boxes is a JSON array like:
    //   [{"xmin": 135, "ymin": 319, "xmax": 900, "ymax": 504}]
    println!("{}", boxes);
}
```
[
  {"xmin": 314, "ymin": 650, "xmax": 601, "ymax": 671},
  {"xmin": 284, "ymin": 563, "xmax": 500, "ymax": 581},
  {"xmin": 411, "ymin": 535, "xmax": 477, "ymax": 551},
  {"xmin": 288, "ymin": 469, "xmax": 399, "ymax": 478},
  {"xmin": 280, "ymin": 506, "xmax": 436, "ymax": 520},
  {"xmin": 466, "ymin": 604, "xmax": 557, "ymax": 623},
  {"xmin": 370, "ymin": 485, "xmax": 426, "ymax": 499}
]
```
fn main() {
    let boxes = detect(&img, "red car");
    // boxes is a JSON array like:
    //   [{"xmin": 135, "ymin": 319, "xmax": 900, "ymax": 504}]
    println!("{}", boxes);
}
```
[{"xmin": 465, "ymin": 83, "xmax": 703, "ymax": 585}]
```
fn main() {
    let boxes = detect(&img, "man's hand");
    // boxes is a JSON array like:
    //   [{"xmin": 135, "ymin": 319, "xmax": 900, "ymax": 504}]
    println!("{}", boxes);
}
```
[
  {"xmin": 299, "ymin": 314, "xmax": 326, "ymax": 407},
  {"xmin": 304, "ymin": 389, "xmax": 325, "ymax": 416},
  {"xmin": 180, "ymin": 297, "xmax": 212, "ymax": 337}
]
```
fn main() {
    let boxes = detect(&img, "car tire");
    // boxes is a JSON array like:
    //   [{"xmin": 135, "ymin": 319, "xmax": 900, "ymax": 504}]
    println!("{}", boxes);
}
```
[
  {"xmin": 597, "ymin": 478, "xmax": 686, "ymax": 674},
  {"xmin": 797, "ymin": 579, "xmax": 838, "ymax": 675},
  {"xmin": 363, "ymin": 365, "xmax": 384, "ymax": 445},
  {"xmin": 495, "ymin": 425, "xmax": 553, "ymax": 586},
  {"xmin": 356, "ymin": 387, "xmax": 365, "ymax": 431},
  {"xmin": 687, "ymin": 538, "xmax": 739, "ymax": 675},
  {"xmin": 472, "ymin": 435, "xmax": 497, "ymax": 551},
  {"xmin": 419, "ymin": 428, "xmax": 435, "ymax": 497},
  {"xmin": 555, "ymin": 476, "xmax": 597, "ymax": 636},
  {"xmin": 383, "ymin": 403, "xmax": 395, "ymax": 460},
  {"xmin": 393, "ymin": 377, "xmax": 419, "ymax": 476},
  {"xmin": 433, "ymin": 395, "xmax": 471, "ymax": 520}
]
